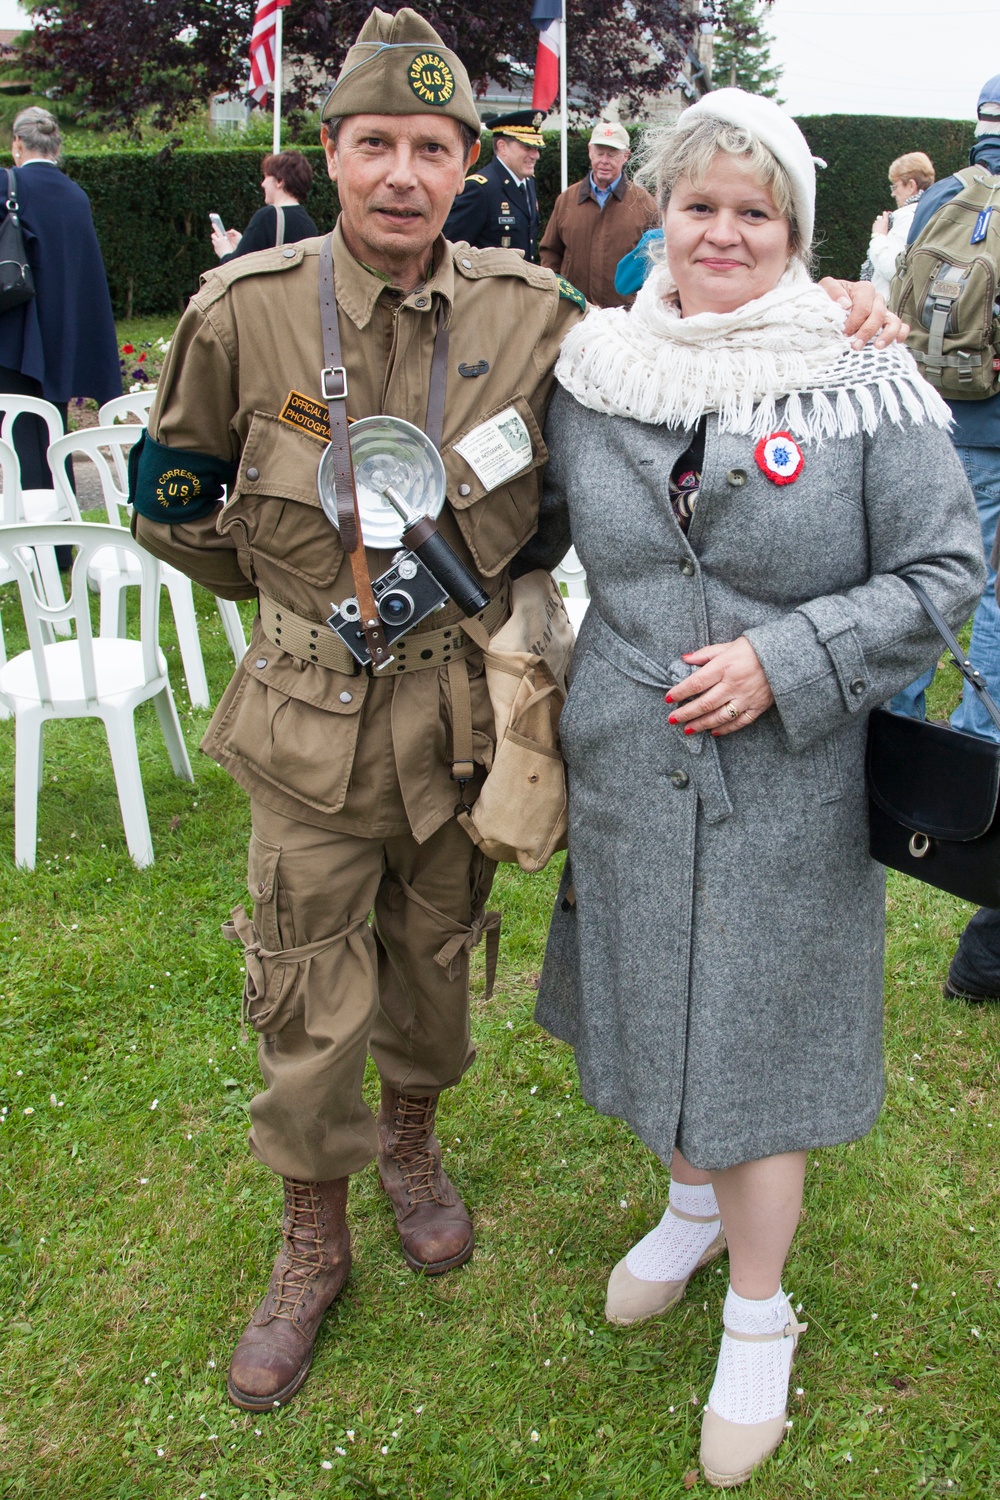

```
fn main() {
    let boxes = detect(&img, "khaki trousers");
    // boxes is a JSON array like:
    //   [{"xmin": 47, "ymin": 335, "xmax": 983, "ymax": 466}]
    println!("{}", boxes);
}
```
[{"xmin": 227, "ymin": 799, "xmax": 497, "ymax": 1182}]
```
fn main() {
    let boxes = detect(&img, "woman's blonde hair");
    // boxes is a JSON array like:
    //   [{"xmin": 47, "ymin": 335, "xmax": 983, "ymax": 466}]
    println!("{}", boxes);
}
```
[
  {"xmin": 12, "ymin": 105, "xmax": 61, "ymax": 159},
  {"xmin": 635, "ymin": 114, "xmax": 807, "ymax": 265},
  {"xmin": 888, "ymin": 151, "xmax": 935, "ymax": 191}
]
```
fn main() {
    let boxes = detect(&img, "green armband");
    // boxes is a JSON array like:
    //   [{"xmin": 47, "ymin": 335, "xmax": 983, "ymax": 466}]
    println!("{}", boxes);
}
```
[{"xmin": 128, "ymin": 430, "xmax": 238, "ymax": 523}]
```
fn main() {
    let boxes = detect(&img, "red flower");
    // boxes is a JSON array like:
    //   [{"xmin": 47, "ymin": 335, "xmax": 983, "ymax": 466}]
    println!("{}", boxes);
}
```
[
  {"xmin": 121, "ymin": 343, "xmax": 134, "ymax": 354},
  {"xmin": 138, "ymin": 351, "xmax": 147, "ymax": 361}
]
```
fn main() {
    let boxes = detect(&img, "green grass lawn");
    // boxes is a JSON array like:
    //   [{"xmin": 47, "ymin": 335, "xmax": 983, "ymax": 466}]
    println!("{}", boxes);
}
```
[{"xmin": 1, "ymin": 582, "xmax": 998, "ymax": 1500}]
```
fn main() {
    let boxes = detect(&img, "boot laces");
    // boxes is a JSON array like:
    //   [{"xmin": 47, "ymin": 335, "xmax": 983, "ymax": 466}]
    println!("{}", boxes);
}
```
[
  {"xmin": 391, "ymin": 1095, "xmax": 448, "ymax": 1206},
  {"xmin": 271, "ymin": 1180, "xmax": 326, "ymax": 1320}
]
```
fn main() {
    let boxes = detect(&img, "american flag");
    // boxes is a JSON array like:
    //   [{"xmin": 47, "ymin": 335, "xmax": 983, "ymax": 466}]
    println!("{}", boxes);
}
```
[
  {"xmin": 249, "ymin": 0, "xmax": 291, "ymax": 106},
  {"xmin": 530, "ymin": 0, "xmax": 562, "ymax": 113}
]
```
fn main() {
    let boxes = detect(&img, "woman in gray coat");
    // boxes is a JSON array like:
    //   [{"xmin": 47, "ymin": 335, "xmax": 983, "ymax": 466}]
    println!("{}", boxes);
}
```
[{"xmin": 532, "ymin": 90, "xmax": 984, "ymax": 1487}]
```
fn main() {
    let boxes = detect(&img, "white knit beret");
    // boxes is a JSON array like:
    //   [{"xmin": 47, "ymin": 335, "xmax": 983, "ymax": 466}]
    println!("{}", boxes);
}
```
[{"xmin": 675, "ymin": 88, "xmax": 819, "ymax": 252}]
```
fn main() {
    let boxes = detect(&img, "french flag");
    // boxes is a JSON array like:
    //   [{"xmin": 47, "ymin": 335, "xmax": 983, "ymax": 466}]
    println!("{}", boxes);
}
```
[{"xmin": 531, "ymin": 0, "xmax": 562, "ymax": 113}]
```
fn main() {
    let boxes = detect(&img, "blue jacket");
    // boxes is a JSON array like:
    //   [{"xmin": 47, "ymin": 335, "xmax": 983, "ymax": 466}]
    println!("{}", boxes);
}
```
[
  {"xmin": 907, "ymin": 134, "xmax": 1000, "ymax": 447},
  {"xmin": 0, "ymin": 160, "xmax": 120, "ymax": 405}
]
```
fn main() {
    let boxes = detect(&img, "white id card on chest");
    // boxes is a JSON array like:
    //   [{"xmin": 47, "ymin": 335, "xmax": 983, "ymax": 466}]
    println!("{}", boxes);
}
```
[{"xmin": 453, "ymin": 407, "xmax": 532, "ymax": 489}]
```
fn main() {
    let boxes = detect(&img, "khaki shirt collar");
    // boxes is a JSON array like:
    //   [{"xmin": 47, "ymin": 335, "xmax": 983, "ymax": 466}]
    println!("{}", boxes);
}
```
[{"xmin": 332, "ymin": 218, "xmax": 456, "ymax": 329}]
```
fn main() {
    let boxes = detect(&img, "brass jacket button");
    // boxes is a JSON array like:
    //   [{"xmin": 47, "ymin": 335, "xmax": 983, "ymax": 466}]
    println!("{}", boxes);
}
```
[
  {"xmin": 727, "ymin": 468, "xmax": 747, "ymax": 486},
  {"xmin": 679, "ymin": 559, "xmax": 695, "ymax": 577},
  {"xmin": 669, "ymin": 770, "xmax": 690, "ymax": 789}
]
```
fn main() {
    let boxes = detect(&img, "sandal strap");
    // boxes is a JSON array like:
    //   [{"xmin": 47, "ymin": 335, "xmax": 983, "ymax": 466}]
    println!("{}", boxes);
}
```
[
  {"xmin": 723, "ymin": 1310, "xmax": 808, "ymax": 1344},
  {"xmin": 667, "ymin": 1202, "xmax": 722, "ymax": 1225}
]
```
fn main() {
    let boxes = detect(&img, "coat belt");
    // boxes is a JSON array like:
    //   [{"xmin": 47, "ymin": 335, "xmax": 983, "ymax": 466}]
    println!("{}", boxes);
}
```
[
  {"xmin": 258, "ymin": 586, "xmax": 509, "ymax": 675},
  {"xmin": 584, "ymin": 609, "xmax": 734, "ymax": 824}
]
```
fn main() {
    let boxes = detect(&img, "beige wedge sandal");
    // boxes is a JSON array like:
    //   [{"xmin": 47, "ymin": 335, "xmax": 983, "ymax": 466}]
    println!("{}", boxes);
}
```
[
  {"xmin": 699, "ymin": 1300, "xmax": 808, "ymax": 1488},
  {"xmin": 605, "ymin": 1202, "xmax": 727, "ymax": 1326}
]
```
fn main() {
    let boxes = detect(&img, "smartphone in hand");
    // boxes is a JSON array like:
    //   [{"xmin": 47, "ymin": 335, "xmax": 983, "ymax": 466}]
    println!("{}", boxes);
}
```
[{"xmin": 209, "ymin": 212, "xmax": 227, "ymax": 236}]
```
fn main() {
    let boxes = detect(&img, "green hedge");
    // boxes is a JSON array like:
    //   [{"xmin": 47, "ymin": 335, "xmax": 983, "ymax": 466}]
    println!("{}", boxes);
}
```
[{"xmin": 42, "ymin": 114, "xmax": 976, "ymax": 317}]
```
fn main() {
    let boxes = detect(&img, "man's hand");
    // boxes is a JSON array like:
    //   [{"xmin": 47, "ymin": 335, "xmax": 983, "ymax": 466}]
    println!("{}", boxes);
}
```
[{"xmin": 818, "ymin": 276, "xmax": 910, "ymax": 350}]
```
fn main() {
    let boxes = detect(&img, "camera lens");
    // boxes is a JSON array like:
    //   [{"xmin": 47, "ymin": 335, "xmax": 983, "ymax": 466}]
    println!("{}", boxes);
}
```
[{"xmin": 378, "ymin": 589, "xmax": 414, "ymax": 626}]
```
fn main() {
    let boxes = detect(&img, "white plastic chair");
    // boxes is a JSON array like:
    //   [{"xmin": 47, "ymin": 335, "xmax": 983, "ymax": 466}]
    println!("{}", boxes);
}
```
[
  {"xmin": 553, "ymin": 545, "xmax": 590, "ymax": 633},
  {"xmin": 0, "ymin": 521, "xmax": 194, "ymax": 869},
  {"xmin": 99, "ymin": 388, "xmax": 157, "ymax": 426},
  {"xmin": 49, "ymin": 425, "xmax": 247, "ymax": 688},
  {"xmin": 0, "ymin": 432, "xmax": 51, "ymax": 701},
  {"xmin": 0, "ymin": 394, "xmax": 77, "ymax": 622}
]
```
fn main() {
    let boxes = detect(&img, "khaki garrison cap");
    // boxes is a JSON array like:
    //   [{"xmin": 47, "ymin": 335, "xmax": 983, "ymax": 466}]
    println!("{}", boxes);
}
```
[{"xmin": 322, "ymin": 7, "xmax": 481, "ymax": 134}]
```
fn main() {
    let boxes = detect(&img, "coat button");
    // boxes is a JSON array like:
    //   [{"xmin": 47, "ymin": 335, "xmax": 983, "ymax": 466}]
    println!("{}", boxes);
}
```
[
  {"xmin": 339, "ymin": 691, "xmax": 353, "ymax": 703},
  {"xmin": 458, "ymin": 483, "xmax": 471, "ymax": 496},
  {"xmin": 669, "ymin": 770, "xmax": 690, "ymax": 789},
  {"xmin": 679, "ymin": 559, "xmax": 695, "ymax": 576},
  {"xmin": 850, "ymin": 677, "xmax": 866, "ymax": 695},
  {"xmin": 414, "ymin": 296, "xmax": 428, "ymax": 307},
  {"xmin": 726, "ymin": 468, "xmax": 747, "ymax": 486},
  {"xmin": 282, "ymin": 247, "xmax": 295, "ymax": 258},
  {"xmin": 246, "ymin": 466, "xmax": 260, "ymax": 481},
  {"xmin": 461, "ymin": 258, "xmax": 472, "ymax": 269},
  {"xmin": 255, "ymin": 657, "xmax": 267, "ymax": 669}
]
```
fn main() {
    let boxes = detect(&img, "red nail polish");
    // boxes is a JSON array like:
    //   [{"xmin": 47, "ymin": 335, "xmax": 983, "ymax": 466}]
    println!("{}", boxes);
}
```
[
  {"xmin": 684, "ymin": 726, "xmax": 694, "ymax": 736},
  {"xmin": 664, "ymin": 694, "xmax": 674, "ymax": 704},
  {"xmin": 668, "ymin": 715, "xmax": 678, "ymax": 725}
]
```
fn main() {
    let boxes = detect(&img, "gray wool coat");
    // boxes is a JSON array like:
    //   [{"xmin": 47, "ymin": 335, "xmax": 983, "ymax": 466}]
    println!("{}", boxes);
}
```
[{"xmin": 529, "ymin": 381, "xmax": 984, "ymax": 1170}]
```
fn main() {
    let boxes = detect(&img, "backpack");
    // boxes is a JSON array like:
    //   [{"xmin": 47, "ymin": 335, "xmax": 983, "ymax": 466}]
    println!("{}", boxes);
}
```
[{"xmin": 890, "ymin": 165, "xmax": 1000, "ymax": 400}]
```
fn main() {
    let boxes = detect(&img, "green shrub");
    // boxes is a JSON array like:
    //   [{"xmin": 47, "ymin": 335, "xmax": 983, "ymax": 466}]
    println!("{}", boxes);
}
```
[{"xmin": 43, "ymin": 114, "xmax": 976, "ymax": 317}]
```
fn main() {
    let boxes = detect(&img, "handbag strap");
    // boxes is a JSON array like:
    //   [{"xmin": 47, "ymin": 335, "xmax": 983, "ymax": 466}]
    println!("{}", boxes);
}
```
[
  {"xmin": 902, "ymin": 574, "xmax": 1000, "ymax": 734},
  {"xmin": 4, "ymin": 167, "xmax": 19, "ymax": 216}
]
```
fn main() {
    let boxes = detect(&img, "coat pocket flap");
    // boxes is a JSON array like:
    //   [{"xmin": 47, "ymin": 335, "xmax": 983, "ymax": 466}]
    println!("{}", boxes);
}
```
[
  {"xmin": 443, "ymin": 395, "xmax": 547, "ymax": 507},
  {"xmin": 866, "ymin": 708, "xmax": 1000, "ymax": 840},
  {"xmin": 243, "ymin": 648, "xmax": 367, "ymax": 715},
  {"xmin": 229, "ymin": 411, "xmax": 325, "ymax": 508}
]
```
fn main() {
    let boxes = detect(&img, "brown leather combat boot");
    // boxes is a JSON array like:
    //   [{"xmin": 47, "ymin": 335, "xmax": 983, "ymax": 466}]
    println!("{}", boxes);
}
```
[
  {"xmin": 227, "ymin": 1176, "xmax": 351, "ymax": 1411},
  {"xmin": 377, "ymin": 1085, "xmax": 474, "ymax": 1273}
]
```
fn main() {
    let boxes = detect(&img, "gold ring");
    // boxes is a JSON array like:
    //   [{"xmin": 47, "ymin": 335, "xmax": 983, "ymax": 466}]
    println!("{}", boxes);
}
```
[{"xmin": 723, "ymin": 701, "xmax": 739, "ymax": 721}]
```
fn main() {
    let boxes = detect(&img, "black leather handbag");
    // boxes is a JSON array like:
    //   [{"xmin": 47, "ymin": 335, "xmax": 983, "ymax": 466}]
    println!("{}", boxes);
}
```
[
  {"xmin": 866, "ymin": 576, "xmax": 1000, "ymax": 906},
  {"xmin": 0, "ymin": 167, "xmax": 34, "ymax": 313}
]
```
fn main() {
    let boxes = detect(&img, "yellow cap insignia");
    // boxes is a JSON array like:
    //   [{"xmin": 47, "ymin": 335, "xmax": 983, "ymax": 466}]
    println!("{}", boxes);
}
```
[
  {"xmin": 407, "ymin": 52, "xmax": 455, "ymax": 107},
  {"xmin": 156, "ymin": 468, "xmax": 202, "ymax": 509}
]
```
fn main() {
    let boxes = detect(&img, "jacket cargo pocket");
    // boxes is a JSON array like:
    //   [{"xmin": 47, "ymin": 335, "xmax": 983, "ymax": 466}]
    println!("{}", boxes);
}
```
[
  {"xmin": 442, "ymin": 395, "xmax": 548, "ymax": 577},
  {"xmin": 218, "ymin": 411, "xmax": 343, "ymax": 590},
  {"xmin": 206, "ymin": 639, "xmax": 368, "ymax": 816}
]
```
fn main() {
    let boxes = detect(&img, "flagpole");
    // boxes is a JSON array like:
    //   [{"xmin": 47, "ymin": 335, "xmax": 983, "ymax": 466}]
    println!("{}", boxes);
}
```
[
  {"xmin": 272, "ymin": 3, "xmax": 283, "ymax": 153},
  {"xmin": 559, "ymin": 1, "xmax": 568, "ymax": 193}
]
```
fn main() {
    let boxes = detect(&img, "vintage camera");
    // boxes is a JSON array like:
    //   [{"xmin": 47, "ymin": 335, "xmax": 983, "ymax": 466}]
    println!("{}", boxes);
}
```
[{"xmin": 328, "ymin": 548, "xmax": 449, "ymax": 665}]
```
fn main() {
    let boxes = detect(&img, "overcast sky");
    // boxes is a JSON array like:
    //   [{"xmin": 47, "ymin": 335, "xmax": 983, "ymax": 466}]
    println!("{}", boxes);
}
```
[
  {"xmin": 766, "ymin": 0, "xmax": 1000, "ymax": 120},
  {"xmin": 0, "ymin": 0, "xmax": 997, "ymax": 124}
]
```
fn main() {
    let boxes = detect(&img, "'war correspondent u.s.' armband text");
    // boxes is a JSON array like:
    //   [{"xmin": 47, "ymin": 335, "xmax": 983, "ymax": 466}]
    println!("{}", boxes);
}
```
[{"xmin": 128, "ymin": 431, "xmax": 238, "ymax": 523}]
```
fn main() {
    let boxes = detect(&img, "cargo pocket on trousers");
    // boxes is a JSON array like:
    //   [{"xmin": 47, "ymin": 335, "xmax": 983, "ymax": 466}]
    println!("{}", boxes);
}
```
[
  {"xmin": 247, "ymin": 833, "xmax": 284, "ymax": 951},
  {"xmin": 222, "ymin": 903, "xmax": 369, "ymax": 1036},
  {"xmin": 379, "ymin": 872, "xmax": 502, "ymax": 1001}
]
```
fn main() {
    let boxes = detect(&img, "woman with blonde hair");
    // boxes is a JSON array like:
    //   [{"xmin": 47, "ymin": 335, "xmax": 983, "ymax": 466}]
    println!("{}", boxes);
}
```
[
  {"xmin": 864, "ymin": 148, "xmax": 935, "ymax": 297},
  {"xmin": 531, "ymin": 92, "xmax": 980, "ymax": 1486}
]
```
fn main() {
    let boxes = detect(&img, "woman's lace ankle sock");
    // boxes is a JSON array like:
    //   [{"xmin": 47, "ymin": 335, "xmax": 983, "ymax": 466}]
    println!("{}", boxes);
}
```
[
  {"xmin": 623, "ymin": 1179, "xmax": 721, "ymax": 1282},
  {"xmin": 708, "ymin": 1285, "xmax": 795, "ymax": 1425}
]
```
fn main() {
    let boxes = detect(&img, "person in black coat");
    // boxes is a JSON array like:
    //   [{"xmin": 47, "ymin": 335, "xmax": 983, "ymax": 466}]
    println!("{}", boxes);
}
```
[
  {"xmin": 211, "ymin": 152, "xmax": 318, "ymax": 263},
  {"xmin": 0, "ymin": 105, "xmax": 121, "ymax": 492},
  {"xmin": 443, "ymin": 110, "xmax": 544, "ymax": 261}
]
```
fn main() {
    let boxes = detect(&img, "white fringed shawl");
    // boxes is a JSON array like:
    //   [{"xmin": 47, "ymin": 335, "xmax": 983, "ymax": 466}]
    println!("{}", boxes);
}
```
[{"xmin": 554, "ymin": 261, "xmax": 952, "ymax": 441}]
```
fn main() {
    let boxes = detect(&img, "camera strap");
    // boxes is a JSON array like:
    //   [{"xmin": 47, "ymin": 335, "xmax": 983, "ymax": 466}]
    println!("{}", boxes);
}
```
[{"xmin": 318, "ymin": 234, "xmax": 451, "ymax": 672}]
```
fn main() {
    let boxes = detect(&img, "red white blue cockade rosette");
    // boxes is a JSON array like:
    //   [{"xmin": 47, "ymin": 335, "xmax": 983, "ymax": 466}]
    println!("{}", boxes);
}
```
[{"xmin": 754, "ymin": 431, "xmax": 804, "ymax": 486}]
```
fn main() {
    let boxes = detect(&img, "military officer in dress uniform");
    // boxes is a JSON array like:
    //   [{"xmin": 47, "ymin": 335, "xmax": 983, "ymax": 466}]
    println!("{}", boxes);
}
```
[
  {"xmin": 127, "ymin": 7, "xmax": 584, "ymax": 1414},
  {"xmin": 443, "ymin": 109, "xmax": 544, "ymax": 261}
]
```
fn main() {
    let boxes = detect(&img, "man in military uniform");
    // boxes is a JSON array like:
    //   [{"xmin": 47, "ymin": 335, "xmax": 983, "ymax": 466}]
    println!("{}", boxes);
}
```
[
  {"xmin": 128, "ymin": 7, "xmax": 584, "ymax": 1413},
  {"xmin": 443, "ymin": 109, "xmax": 544, "ymax": 260}
]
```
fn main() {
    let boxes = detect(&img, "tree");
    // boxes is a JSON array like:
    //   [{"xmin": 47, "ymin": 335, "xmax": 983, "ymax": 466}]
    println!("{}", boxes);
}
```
[
  {"xmin": 711, "ymin": 0, "xmax": 783, "ymax": 100},
  {"xmin": 12, "ymin": 0, "xmax": 739, "ymax": 134}
]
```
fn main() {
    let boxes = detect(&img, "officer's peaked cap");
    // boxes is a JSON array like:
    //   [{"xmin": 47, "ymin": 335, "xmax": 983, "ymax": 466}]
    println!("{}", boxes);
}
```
[{"xmin": 322, "ymin": 7, "xmax": 481, "ymax": 134}]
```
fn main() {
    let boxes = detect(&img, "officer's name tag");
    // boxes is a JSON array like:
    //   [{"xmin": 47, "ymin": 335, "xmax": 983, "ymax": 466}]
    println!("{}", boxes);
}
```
[{"xmin": 453, "ymin": 407, "xmax": 532, "ymax": 489}]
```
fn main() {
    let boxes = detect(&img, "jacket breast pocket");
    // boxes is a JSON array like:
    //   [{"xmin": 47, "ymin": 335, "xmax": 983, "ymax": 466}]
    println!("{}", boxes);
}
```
[
  {"xmin": 442, "ymin": 394, "xmax": 548, "ymax": 577},
  {"xmin": 218, "ymin": 411, "xmax": 343, "ymax": 590}
]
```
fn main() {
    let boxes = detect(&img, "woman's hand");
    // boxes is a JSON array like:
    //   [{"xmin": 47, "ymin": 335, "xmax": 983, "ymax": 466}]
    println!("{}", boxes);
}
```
[
  {"xmin": 871, "ymin": 212, "xmax": 890, "ymax": 237},
  {"xmin": 664, "ymin": 638, "xmax": 775, "ymax": 737},
  {"xmin": 211, "ymin": 227, "xmax": 230, "ymax": 258},
  {"xmin": 817, "ymin": 275, "xmax": 910, "ymax": 349}
]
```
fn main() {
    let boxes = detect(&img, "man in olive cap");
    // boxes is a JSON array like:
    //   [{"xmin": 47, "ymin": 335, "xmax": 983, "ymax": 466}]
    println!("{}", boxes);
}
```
[
  {"xmin": 128, "ymin": 3, "xmax": 908, "ymax": 1417},
  {"xmin": 128, "ymin": 5, "xmax": 584, "ymax": 1413},
  {"xmin": 444, "ymin": 109, "xmax": 545, "ymax": 260}
]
